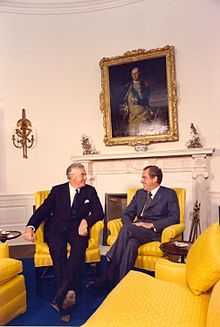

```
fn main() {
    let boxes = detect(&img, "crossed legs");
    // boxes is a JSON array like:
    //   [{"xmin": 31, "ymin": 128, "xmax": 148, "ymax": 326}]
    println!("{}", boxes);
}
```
[{"xmin": 107, "ymin": 223, "xmax": 156, "ymax": 282}]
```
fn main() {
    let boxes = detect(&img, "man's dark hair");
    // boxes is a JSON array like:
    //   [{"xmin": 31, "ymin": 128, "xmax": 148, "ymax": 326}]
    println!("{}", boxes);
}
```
[{"xmin": 143, "ymin": 165, "xmax": 163, "ymax": 184}]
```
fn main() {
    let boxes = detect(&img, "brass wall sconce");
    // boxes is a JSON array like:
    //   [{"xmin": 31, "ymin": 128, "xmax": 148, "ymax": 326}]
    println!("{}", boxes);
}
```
[{"xmin": 12, "ymin": 108, "xmax": 34, "ymax": 158}]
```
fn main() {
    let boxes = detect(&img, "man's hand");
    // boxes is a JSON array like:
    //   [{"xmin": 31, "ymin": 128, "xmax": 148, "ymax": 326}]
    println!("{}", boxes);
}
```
[
  {"xmin": 133, "ymin": 222, "xmax": 154, "ymax": 229},
  {"xmin": 23, "ymin": 226, "xmax": 35, "ymax": 242},
  {"xmin": 78, "ymin": 219, "xmax": 88, "ymax": 236}
]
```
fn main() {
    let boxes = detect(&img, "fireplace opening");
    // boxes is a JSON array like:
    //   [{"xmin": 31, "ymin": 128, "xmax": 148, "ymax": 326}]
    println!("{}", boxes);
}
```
[{"xmin": 103, "ymin": 193, "xmax": 127, "ymax": 244}]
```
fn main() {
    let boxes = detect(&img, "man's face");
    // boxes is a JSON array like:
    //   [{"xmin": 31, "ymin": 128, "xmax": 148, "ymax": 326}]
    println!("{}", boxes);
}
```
[
  {"xmin": 68, "ymin": 167, "xmax": 87, "ymax": 188},
  {"xmin": 141, "ymin": 169, "xmax": 158, "ymax": 191},
  {"xmin": 131, "ymin": 68, "xmax": 140, "ymax": 81}
]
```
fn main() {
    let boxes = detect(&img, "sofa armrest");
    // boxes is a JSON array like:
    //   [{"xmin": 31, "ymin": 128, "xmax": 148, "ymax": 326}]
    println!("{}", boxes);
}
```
[
  {"xmin": 107, "ymin": 218, "xmax": 123, "ymax": 246},
  {"xmin": 161, "ymin": 223, "xmax": 185, "ymax": 243},
  {"xmin": 155, "ymin": 258, "xmax": 187, "ymax": 286},
  {"xmin": 0, "ymin": 243, "xmax": 9, "ymax": 258}
]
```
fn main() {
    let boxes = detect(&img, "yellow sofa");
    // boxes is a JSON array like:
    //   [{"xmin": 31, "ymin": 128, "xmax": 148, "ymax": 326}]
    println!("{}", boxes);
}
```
[
  {"xmin": 34, "ymin": 190, "xmax": 104, "ymax": 269},
  {"xmin": 83, "ymin": 223, "xmax": 220, "ymax": 327},
  {"xmin": 107, "ymin": 187, "xmax": 186, "ymax": 271},
  {"xmin": 0, "ymin": 243, "xmax": 27, "ymax": 326}
]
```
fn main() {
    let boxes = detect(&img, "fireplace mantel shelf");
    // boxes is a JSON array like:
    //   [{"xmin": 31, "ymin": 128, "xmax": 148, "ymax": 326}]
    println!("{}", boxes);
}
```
[{"xmin": 72, "ymin": 148, "xmax": 215, "ymax": 162}]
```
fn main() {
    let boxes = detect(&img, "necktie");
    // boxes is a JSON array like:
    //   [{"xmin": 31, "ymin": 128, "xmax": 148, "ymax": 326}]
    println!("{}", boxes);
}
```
[{"xmin": 140, "ymin": 192, "xmax": 152, "ymax": 217}]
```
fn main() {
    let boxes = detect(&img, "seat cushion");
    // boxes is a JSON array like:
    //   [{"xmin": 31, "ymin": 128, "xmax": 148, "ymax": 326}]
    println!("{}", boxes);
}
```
[
  {"xmin": 0, "ymin": 258, "xmax": 23, "ymax": 284},
  {"xmin": 138, "ymin": 241, "xmax": 163, "ymax": 256},
  {"xmin": 84, "ymin": 270, "xmax": 209, "ymax": 327},
  {"xmin": 186, "ymin": 223, "xmax": 220, "ymax": 295}
]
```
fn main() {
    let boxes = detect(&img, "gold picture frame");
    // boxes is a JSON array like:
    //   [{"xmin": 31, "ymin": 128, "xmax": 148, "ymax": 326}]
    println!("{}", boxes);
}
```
[{"xmin": 100, "ymin": 45, "xmax": 178, "ymax": 146}]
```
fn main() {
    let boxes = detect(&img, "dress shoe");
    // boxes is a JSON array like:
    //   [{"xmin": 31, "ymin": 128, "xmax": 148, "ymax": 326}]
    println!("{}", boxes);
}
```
[
  {"xmin": 61, "ymin": 290, "xmax": 76, "ymax": 310},
  {"xmin": 59, "ymin": 290, "xmax": 76, "ymax": 323}
]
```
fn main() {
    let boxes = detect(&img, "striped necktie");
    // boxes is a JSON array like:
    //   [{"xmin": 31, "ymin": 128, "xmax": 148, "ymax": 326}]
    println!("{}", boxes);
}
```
[{"xmin": 140, "ymin": 191, "xmax": 152, "ymax": 217}]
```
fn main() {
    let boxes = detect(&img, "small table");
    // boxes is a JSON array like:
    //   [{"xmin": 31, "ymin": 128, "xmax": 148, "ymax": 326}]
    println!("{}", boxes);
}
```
[
  {"xmin": 0, "ymin": 230, "xmax": 22, "ymax": 243},
  {"xmin": 160, "ymin": 240, "xmax": 192, "ymax": 263}
]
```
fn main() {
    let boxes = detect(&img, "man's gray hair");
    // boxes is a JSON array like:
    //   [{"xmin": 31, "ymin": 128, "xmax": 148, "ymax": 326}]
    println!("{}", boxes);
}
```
[{"xmin": 66, "ymin": 162, "xmax": 85, "ymax": 178}]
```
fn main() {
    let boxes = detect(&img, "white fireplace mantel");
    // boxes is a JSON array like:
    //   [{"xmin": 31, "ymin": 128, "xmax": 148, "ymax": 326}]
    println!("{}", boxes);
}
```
[
  {"xmin": 71, "ymin": 147, "xmax": 215, "ymax": 238},
  {"xmin": 71, "ymin": 148, "xmax": 214, "ymax": 162}
]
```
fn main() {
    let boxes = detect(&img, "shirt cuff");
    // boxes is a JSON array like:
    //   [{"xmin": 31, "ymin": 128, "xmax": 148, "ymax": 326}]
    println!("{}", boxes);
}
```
[{"xmin": 27, "ymin": 225, "xmax": 35, "ymax": 232}]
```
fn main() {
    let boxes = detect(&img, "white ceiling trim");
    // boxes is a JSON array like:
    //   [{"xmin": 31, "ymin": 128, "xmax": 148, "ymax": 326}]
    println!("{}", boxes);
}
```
[{"xmin": 0, "ymin": 0, "xmax": 144, "ymax": 15}]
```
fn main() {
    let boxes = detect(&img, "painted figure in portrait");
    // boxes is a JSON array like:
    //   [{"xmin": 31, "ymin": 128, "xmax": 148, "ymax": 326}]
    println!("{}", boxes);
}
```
[
  {"xmin": 100, "ymin": 46, "xmax": 178, "ymax": 146},
  {"xmin": 109, "ymin": 57, "xmax": 169, "ymax": 138}
]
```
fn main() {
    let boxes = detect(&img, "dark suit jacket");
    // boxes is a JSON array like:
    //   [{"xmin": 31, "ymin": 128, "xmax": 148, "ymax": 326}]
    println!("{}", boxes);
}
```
[
  {"xmin": 122, "ymin": 186, "xmax": 180, "ymax": 234},
  {"xmin": 27, "ymin": 183, "xmax": 104, "ymax": 237}
]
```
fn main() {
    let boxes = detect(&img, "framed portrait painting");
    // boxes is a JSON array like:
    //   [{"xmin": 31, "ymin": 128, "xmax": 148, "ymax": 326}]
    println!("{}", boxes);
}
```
[{"xmin": 100, "ymin": 45, "xmax": 178, "ymax": 146}]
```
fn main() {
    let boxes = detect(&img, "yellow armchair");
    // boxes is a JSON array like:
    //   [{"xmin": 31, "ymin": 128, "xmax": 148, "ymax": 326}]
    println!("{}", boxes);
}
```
[
  {"xmin": 83, "ymin": 223, "xmax": 220, "ymax": 327},
  {"xmin": 107, "ymin": 187, "xmax": 185, "ymax": 271},
  {"xmin": 0, "ymin": 243, "xmax": 27, "ymax": 325},
  {"xmin": 34, "ymin": 190, "xmax": 104, "ymax": 270}
]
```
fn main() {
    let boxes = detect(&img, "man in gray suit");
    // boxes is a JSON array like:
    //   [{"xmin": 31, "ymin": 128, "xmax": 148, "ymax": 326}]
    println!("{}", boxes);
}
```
[{"xmin": 96, "ymin": 165, "xmax": 180, "ymax": 287}]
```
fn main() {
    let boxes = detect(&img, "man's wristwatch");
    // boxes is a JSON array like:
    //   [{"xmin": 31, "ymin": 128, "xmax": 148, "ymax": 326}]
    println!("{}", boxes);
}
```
[{"xmin": 152, "ymin": 226, "xmax": 157, "ymax": 232}]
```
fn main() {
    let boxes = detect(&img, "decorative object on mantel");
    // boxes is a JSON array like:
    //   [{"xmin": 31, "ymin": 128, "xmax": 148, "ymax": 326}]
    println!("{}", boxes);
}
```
[
  {"xmin": 134, "ymin": 144, "xmax": 148, "ymax": 152},
  {"xmin": 186, "ymin": 123, "xmax": 203, "ymax": 149},
  {"xmin": 188, "ymin": 200, "xmax": 201, "ymax": 243},
  {"xmin": 12, "ymin": 108, "xmax": 34, "ymax": 159},
  {"xmin": 80, "ymin": 134, "xmax": 99, "ymax": 155}
]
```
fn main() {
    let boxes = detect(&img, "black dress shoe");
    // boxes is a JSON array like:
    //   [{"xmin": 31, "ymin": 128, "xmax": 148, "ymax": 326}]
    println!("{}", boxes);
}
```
[
  {"xmin": 61, "ymin": 290, "xmax": 76, "ymax": 310},
  {"xmin": 59, "ymin": 290, "xmax": 76, "ymax": 322}
]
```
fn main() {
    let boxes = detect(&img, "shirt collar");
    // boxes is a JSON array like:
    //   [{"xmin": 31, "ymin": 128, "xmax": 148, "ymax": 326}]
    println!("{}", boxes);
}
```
[
  {"xmin": 69, "ymin": 183, "xmax": 80, "ymax": 194},
  {"xmin": 150, "ymin": 185, "xmax": 160, "ymax": 199}
]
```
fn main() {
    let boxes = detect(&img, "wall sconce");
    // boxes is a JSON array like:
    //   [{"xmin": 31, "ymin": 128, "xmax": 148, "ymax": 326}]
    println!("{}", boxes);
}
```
[{"xmin": 12, "ymin": 108, "xmax": 34, "ymax": 158}]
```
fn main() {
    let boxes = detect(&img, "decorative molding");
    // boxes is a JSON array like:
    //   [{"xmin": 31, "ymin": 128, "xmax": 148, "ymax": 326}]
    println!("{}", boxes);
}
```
[
  {"xmin": 0, "ymin": 193, "xmax": 34, "ymax": 245},
  {"xmin": 71, "ymin": 148, "xmax": 215, "ymax": 162},
  {"xmin": 0, "ymin": 0, "xmax": 144, "ymax": 15}
]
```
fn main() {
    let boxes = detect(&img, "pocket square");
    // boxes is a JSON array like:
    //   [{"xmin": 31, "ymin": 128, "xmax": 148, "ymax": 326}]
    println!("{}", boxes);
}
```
[{"xmin": 84, "ymin": 199, "xmax": 90, "ymax": 204}]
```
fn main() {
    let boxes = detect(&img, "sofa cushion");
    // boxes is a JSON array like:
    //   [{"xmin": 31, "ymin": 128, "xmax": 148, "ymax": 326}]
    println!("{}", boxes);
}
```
[
  {"xmin": 186, "ymin": 223, "xmax": 220, "ymax": 295},
  {"xmin": 84, "ymin": 270, "xmax": 209, "ymax": 327},
  {"xmin": 206, "ymin": 280, "xmax": 220, "ymax": 327},
  {"xmin": 0, "ymin": 258, "xmax": 22, "ymax": 284}
]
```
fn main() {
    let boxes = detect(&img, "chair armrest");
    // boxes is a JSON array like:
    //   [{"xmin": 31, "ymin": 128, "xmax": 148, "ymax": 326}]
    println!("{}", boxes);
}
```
[
  {"xmin": 34, "ymin": 222, "xmax": 45, "ymax": 244},
  {"xmin": 89, "ymin": 220, "xmax": 104, "ymax": 246},
  {"xmin": 107, "ymin": 218, "xmax": 123, "ymax": 246},
  {"xmin": 161, "ymin": 223, "xmax": 185, "ymax": 243},
  {"xmin": 155, "ymin": 258, "xmax": 187, "ymax": 286},
  {"xmin": 0, "ymin": 243, "xmax": 9, "ymax": 258}
]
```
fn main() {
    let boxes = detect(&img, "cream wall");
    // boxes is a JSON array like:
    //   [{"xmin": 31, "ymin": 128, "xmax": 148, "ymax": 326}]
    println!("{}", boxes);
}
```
[{"xmin": 0, "ymin": 0, "xmax": 220, "ymax": 196}]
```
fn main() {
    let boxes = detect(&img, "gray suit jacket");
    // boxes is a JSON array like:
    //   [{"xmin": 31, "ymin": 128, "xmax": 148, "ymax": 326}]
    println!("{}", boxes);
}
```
[{"xmin": 122, "ymin": 186, "xmax": 180, "ymax": 234}]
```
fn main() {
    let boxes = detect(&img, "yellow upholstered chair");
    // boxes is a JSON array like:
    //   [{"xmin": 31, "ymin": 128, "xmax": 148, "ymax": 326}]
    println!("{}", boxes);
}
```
[
  {"xmin": 107, "ymin": 187, "xmax": 185, "ymax": 271},
  {"xmin": 0, "ymin": 243, "xmax": 27, "ymax": 325},
  {"xmin": 34, "ymin": 190, "xmax": 104, "ymax": 271},
  {"xmin": 83, "ymin": 223, "xmax": 220, "ymax": 327}
]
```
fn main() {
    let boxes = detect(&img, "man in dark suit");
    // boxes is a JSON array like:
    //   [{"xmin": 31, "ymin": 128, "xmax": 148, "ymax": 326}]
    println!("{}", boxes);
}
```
[
  {"xmin": 95, "ymin": 165, "xmax": 179, "ymax": 287},
  {"xmin": 24, "ymin": 162, "xmax": 104, "ymax": 322}
]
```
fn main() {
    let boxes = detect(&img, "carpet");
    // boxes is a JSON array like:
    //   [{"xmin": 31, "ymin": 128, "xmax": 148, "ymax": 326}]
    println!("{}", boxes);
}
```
[{"xmin": 8, "ymin": 258, "xmax": 109, "ymax": 326}]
